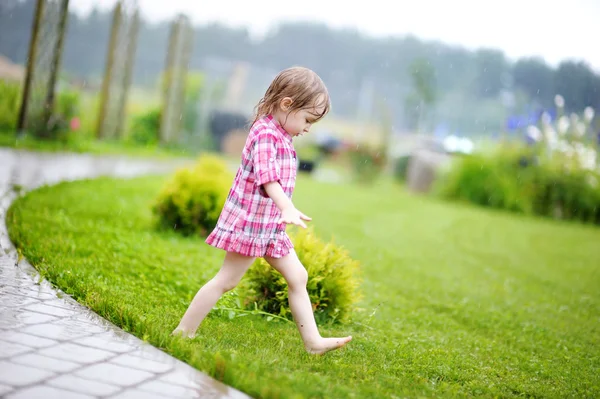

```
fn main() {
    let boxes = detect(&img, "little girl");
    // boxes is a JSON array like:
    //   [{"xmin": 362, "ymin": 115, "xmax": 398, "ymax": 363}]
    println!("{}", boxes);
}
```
[{"xmin": 172, "ymin": 66, "xmax": 352, "ymax": 355}]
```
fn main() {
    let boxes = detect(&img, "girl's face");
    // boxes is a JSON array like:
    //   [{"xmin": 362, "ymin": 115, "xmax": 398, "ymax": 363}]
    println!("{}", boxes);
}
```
[{"xmin": 275, "ymin": 96, "xmax": 326, "ymax": 137}]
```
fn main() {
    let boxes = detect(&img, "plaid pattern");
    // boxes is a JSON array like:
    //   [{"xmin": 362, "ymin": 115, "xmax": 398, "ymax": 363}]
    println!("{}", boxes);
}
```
[{"xmin": 205, "ymin": 115, "xmax": 297, "ymax": 258}]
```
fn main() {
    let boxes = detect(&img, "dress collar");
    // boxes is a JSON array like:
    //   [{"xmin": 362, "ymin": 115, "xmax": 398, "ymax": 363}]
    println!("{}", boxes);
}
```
[{"xmin": 264, "ymin": 114, "xmax": 293, "ymax": 144}]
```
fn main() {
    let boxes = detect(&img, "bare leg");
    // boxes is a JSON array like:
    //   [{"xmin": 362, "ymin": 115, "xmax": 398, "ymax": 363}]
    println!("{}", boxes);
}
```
[
  {"xmin": 265, "ymin": 250, "xmax": 352, "ymax": 355},
  {"xmin": 172, "ymin": 251, "xmax": 255, "ymax": 338}
]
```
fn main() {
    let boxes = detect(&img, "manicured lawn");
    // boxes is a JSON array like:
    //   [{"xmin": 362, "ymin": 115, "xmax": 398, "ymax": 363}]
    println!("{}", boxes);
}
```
[{"xmin": 7, "ymin": 174, "xmax": 600, "ymax": 398}]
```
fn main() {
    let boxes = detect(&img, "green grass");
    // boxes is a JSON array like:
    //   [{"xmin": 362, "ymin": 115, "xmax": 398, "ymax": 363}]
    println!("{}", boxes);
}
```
[
  {"xmin": 7, "ymin": 174, "xmax": 600, "ymax": 398},
  {"xmin": 0, "ymin": 130, "xmax": 199, "ymax": 160}
]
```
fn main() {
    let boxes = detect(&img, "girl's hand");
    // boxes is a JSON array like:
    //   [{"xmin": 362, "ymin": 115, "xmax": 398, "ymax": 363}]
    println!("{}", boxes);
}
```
[{"xmin": 279, "ymin": 206, "xmax": 312, "ymax": 228}]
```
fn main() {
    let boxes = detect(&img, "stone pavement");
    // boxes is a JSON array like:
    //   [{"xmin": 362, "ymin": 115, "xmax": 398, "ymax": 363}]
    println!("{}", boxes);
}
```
[{"xmin": 0, "ymin": 149, "xmax": 251, "ymax": 399}]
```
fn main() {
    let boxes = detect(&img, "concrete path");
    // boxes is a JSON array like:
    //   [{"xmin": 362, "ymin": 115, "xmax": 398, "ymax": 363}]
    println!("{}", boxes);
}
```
[{"xmin": 0, "ymin": 149, "xmax": 251, "ymax": 399}]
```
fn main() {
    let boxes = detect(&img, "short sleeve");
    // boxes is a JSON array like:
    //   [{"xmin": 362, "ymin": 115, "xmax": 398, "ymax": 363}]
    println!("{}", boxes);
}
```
[{"xmin": 252, "ymin": 130, "xmax": 281, "ymax": 189}]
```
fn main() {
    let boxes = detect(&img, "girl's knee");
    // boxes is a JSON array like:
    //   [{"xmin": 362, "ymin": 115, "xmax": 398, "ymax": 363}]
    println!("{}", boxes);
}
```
[
  {"xmin": 212, "ymin": 276, "xmax": 240, "ymax": 293},
  {"xmin": 288, "ymin": 266, "xmax": 308, "ymax": 290},
  {"xmin": 220, "ymin": 278, "xmax": 240, "ymax": 293}
]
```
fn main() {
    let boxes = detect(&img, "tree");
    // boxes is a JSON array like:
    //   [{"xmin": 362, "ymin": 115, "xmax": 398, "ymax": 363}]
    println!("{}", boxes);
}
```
[
  {"xmin": 513, "ymin": 57, "xmax": 555, "ymax": 107},
  {"xmin": 554, "ymin": 61, "xmax": 600, "ymax": 112},
  {"xmin": 405, "ymin": 57, "xmax": 436, "ymax": 132}
]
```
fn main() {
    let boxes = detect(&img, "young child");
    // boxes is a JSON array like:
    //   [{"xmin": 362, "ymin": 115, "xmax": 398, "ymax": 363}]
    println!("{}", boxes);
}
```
[{"xmin": 172, "ymin": 66, "xmax": 352, "ymax": 355}]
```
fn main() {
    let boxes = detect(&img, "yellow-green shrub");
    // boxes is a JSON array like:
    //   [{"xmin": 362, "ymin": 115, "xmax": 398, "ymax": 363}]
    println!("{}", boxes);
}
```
[
  {"xmin": 237, "ymin": 227, "xmax": 362, "ymax": 324},
  {"xmin": 152, "ymin": 154, "xmax": 233, "ymax": 236}
]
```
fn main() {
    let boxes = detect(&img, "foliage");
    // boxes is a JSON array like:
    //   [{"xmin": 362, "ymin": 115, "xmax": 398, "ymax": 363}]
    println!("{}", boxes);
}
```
[
  {"xmin": 0, "ymin": 80, "xmax": 21, "ymax": 130},
  {"xmin": 7, "ymin": 174, "xmax": 600, "ymax": 398},
  {"xmin": 25, "ymin": 88, "xmax": 82, "ymax": 140},
  {"xmin": 393, "ymin": 155, "xmax": 411, "ymax": 182},
  {"xmin": 152, "ymin": 154, "xmax": 233, "ymax": 236},
  {"xmin": 435, "ymin": 145, "xmax": 600, "ymax": 224},
  {"xmin": 296, "ymin": 143, "xmax": 322, "ymax": 161},
  {"xmin": 345, "ymin": 143, "xmax": 387, "ymax": 183},
  {"xmin": 236, "ymin": 227, "xmax": 362, "ymax": 325},
  {"xmin": 128, "ymin": 107, "xmax": 161, "ymax": 145}
]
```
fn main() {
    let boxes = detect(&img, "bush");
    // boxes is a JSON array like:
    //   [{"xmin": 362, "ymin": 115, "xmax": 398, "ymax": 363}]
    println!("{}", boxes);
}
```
[
  {"xmin": 128, "ymin": 108, "xmax": 161, "ymax": 145},
  {"xmin": 237, "ymin": 227, "xmax": 362, "ymax": 325},
  {"xmin": 346, "ymin": 144, "xmax": 387, "ymax": 183},
  {"xmin": 27, "ymin": 88, "xmax": 81, "ymax": 140},
  {"xmin": 393, "ymin": 155, "xmax": 411, "ymax": 182},
  {"xmin": 436, "ymin": 145, "xmax": 600, "ymax": 224},
  {"xmin": 0, "ymin": 80, "xmax": 21, "ymax": 130},
  {"xmin": 152, "ymin": 154, "xmax": 233, "ymax": 236}
]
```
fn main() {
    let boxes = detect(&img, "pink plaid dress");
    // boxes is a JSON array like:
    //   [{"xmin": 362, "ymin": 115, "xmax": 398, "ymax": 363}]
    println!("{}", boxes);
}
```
[{"xmin": 205, "ymin": 115, "xmax": 297, "ymax": 258}]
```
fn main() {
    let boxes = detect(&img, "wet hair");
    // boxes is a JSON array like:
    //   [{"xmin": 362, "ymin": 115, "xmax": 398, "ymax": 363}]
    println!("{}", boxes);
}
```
[{"xmin": 252, "ymin": 66, "xmax": 331, "ymax": 126}]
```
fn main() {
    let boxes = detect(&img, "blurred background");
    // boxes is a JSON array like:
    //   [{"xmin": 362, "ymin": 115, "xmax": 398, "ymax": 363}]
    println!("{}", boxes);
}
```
[{"xmin": 1, "ymin": 0, "xmax": 599, "ymax": 190}]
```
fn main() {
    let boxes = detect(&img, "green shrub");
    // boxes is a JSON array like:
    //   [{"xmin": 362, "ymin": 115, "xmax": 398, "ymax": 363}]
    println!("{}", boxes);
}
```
[
  {"xmin": 435, "ymin": 145, "xmax": 600, "ymax": 224},
  {"xmin": 27, "ymin": 88, "xmax": 81, "ymax": 140},
  {"xmin": 346, "ymin": 144, "xmax": 387, "ymax": 183},
  {"xmin": 237, "ymin": 227, "xmax": 362, "ymax": 325},
  {"xmin": 393, "ymin": 155, "xmax": 411, "ymax": 182},
  {"xmin": 152, "ymin": 154, "xmax": 233, "ymax": 236},
  {"xmin": 0, "ymin": 80, "xmax": 21, "ymax": 130},
  {"xmin": 128, "ymin": 107, "xmax": 161, "ymax": 145}
]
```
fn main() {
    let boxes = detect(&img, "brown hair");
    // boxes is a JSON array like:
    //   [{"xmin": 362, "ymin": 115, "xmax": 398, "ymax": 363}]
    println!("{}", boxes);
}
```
[{"xmin": 251, "ymin": 66, "xmax": 331, "ymax": 126}]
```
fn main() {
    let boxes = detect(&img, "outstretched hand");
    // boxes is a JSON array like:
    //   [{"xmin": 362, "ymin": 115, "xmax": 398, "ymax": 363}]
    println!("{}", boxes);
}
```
[{"xmin": 279, "ymin": 206, "xmax": 312, "ymax": 228}]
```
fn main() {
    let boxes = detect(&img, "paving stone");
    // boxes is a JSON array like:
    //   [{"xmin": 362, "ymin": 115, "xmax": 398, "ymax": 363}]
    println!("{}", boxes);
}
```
[
  {"xmin": 51, "ymin": 318, "xmax": 108, "ymax": 334},
  {"xmin": 159, "ymin": 368, "xmax": 216, "ymax": 389},
  {"xmin": 43, "ymin": 298, "xmax": 81, "ymax": 311},
  {"xmin": 23, "ymin": 303, "xmax": 77, "ymax": 318},
  {"xmin": 93, "ymin": 329, "xmax": 139, "ymax": 345},
  {"xmin": 0, "ymin": 293, "xmax": 39, "ymax": 308},
  {"xmin": 3, "ymin": 285, "xmax": 56, "ymax": 301},
  {"xmin": 39, "ymin": 342, "xmax": 115, "ymax": 363},
  {"xmin": 0, "ymin": 331, "xmax": 58, "ymax": 348},
  {"xmin": 0, "ymin": 316, "xmax": 24, "ymax": 329},
  {"xmin": 5, "ymin": 385, "xmax": 94, "ymax": 399},
  {"xmin": 110, "ymin": 389, "xmax": 166, "ymax": 399},
  {"xmin": 137, "ymin": 379, "xmax": 211, "ymax": 398},
  {"xmin": 75, "ymin": 363, "xmax": 153, "ymax": 387},
  {"xmin": 0, "ymin": 340, "xmax": 32, "ymax": 358},
  {"xmin": 21, "ymin": 323, "xmax": 91, "ymax": 341},
  {"xmin": 0, "ymin": 383, "xmax": 13, "ymax": 396},
  {"xmin": 0, "ymin": 275, "xmax": 34, "ymax": 288},
  {"xmin": 11, "ymin": 353, "xmax": 80, "ymax": 373},
  {"xmin": 129, "ymin": 345, "xmax": 177, "ymax": 363},
  {"xmin": 47, "ymin": 374, "xmax": 121, "ymax": 396},
  {"xmin": 0, "ymin": 361, "xmax": 55, "ymax": 386},
  {"xmin": 73, "ymin": 335, "xmax": 134, "ymax": 354},
  {"xmin": 18, "ymin": 311, "xmax": 59, "ymax": 325},
  {"xmin": 110, "ymin": 353, "xmax": 174, "ymax": 373}
]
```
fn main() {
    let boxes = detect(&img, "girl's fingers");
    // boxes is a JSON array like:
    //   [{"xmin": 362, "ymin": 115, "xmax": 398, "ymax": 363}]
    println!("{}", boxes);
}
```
[{"xmin": 300, "ymin": 213, "xmax": 312, "ymax": 221}]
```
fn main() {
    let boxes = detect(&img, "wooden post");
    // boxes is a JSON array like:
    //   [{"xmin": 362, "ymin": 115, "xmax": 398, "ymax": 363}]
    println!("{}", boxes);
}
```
[
  {"xmin": 96, "ymin": 1, "xmax": 122, "ymax": 139},
  {"xmin": 115, "ymin": 8, "xmax": 140, "ymax": 138},
  {"xmin": 17, "ymin": 0, "xmax": 45, "ymax": 134},
  {"xmin": 160, "ymin": 14, "xmax": 193, "ymax": 145},
  {"xmin": 40, "ymin": 0, "xmax": 70, "ymax": 138}
]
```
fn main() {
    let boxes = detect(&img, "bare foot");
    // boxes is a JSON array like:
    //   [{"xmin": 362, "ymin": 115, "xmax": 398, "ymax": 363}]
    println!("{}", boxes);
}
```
[
  {"xmin": 305, "ymin": 336, "xmax": 352, "ymax": 355},
  {"xmin": 171, "ymin": 327, "xmax": 195, "ymax": 339}
]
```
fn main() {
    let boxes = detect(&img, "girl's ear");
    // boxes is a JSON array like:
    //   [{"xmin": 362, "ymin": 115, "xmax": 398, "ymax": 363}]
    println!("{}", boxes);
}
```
[{"xmin": 279, "ymin": 97, "xmax": 294, "ymax": 111}]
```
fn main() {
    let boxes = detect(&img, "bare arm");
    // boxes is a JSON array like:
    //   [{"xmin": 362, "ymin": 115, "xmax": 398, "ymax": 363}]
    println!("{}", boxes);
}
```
[
  {"xmin": 264, "ymin": 181, "xmax": 294, "ymax": 212},
  {"xmin": 264, "ymin": 181, "xmax": 311, "ymax": 228}
]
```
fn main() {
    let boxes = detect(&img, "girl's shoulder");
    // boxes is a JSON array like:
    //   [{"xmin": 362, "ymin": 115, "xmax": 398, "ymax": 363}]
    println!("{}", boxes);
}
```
[{"xmin": 249, "ymin": 115, "xmax": 279, "ymax": 140}]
